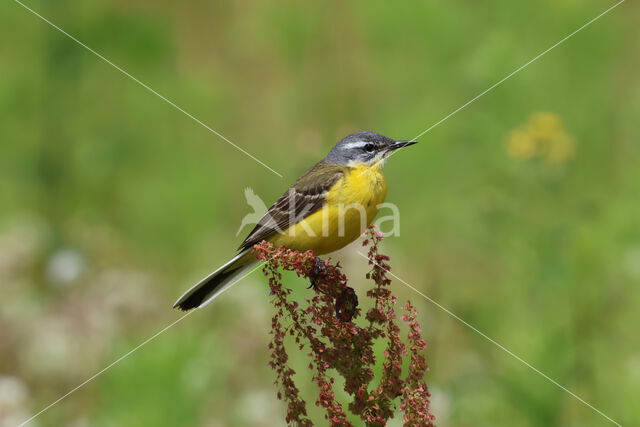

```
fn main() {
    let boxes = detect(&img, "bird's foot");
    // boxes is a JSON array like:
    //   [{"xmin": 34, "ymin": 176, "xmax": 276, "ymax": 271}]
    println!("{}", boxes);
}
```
[{"xmin": 308, "ymin": 257, "xmax": 326, "ymax": 290}]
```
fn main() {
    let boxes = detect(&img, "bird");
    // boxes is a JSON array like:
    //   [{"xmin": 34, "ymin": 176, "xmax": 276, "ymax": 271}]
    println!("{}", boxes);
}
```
[{"xmin": 173, "ymin": 131, "xmax": 417, "ymax": 311}]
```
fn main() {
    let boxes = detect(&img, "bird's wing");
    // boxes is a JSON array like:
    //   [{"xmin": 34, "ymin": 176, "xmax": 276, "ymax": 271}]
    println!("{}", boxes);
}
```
[{"xmin": 238, "ymin": 161, "xmax": 345, "ymax": 251}]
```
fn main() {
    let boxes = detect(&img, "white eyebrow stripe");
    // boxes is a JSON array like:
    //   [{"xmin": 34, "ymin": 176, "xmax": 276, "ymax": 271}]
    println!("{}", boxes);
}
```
[{"xmin": 341, "ymin": 141, "xmax": 368, "ymax": 149}]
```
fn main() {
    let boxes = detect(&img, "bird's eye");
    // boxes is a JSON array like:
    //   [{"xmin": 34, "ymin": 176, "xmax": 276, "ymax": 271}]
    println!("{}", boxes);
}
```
[{"xmin": 363, "ymin": 143, "xmax": 375, "ymax": 152}]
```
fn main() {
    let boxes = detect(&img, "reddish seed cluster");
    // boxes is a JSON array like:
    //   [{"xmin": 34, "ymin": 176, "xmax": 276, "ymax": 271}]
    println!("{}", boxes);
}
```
[{"xmin": 253, "ymin": 226, "xmax": 435, "ymax": 426}]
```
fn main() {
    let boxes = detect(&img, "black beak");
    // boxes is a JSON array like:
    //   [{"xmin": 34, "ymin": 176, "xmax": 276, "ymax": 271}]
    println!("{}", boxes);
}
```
[{"xmin": 388, "ymin": 140, "xmax": 418, "ymax": 151}]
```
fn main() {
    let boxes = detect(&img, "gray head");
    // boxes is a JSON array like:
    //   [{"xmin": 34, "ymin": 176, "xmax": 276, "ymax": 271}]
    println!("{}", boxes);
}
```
[{"xmin": 325, "ymin": 131, "xmax": 418, "ymax": 166}]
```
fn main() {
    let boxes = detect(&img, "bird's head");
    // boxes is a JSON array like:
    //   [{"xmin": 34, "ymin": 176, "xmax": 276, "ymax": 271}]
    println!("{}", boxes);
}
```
[{"xmin": 325, "ymin": 131, "xmax": 418, "ymax": 167}]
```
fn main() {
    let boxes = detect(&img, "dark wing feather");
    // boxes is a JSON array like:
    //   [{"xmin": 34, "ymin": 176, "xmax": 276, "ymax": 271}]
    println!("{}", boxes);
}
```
[{"xmin": 238, "ymin": 161, "xmax": 345, "ymax": 251}]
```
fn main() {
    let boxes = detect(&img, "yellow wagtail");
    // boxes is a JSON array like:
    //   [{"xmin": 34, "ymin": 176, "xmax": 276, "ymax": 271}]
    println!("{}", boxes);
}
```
[{"xmin": 173, "ymin": 131, "xmax": 417, "ymax": 310}]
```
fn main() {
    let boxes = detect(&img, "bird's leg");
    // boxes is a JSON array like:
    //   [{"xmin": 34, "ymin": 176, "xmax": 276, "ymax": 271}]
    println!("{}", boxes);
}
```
[{"xmin": 308, "ymin": 257, "xmax": 326, "ymax": 290}]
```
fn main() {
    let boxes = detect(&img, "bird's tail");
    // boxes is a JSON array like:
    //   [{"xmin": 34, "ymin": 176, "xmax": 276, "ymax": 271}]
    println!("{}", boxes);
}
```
[{"xmin": 173, "ymin": 249, "xmax": 255, "ymax": 311}]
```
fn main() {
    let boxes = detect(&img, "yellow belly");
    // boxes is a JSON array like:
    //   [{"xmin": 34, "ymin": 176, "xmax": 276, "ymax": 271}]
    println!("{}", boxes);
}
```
[{"xmin": 269, "ymin": 164, "xmax": 388, "ymax": 255}]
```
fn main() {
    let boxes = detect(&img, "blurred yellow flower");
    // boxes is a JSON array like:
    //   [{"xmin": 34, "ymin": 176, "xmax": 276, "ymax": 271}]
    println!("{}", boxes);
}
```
[
  {"xmin": 543, "ymin": 130, "xmax": 575, "ymax": 164},
  {"xmin": 505, "ymin": 112, "xmax": 576, "ymax": 164},
  {"xmin": 506, "ymin": 129, "xmax": 537, "ymax": 159},
  {"xmin": 529, "ymin": 112, "xmax": 563, "ymax": 140}
]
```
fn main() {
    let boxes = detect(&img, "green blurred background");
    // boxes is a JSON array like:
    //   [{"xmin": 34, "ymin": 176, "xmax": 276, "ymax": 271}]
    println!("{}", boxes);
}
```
[{"xmin": 1, "ymin": 0, "xmax": 639, "ymax": 425}]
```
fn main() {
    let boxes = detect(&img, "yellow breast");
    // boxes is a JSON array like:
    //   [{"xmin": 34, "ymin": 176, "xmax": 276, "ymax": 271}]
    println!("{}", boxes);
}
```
[{"xmin": 271, "ymin": 163, "xmax": 388, "ymax": 255}]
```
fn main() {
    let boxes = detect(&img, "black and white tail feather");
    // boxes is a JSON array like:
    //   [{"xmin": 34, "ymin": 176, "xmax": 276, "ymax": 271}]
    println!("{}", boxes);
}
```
[{"xmin": 173, "ymin": 249, "xmax": 255, "ymax": 311}]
